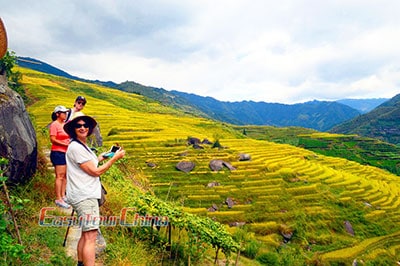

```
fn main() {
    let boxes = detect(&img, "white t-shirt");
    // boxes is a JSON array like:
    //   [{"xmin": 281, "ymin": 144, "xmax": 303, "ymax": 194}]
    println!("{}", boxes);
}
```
[{"xmin": 66, "ymin": 140, "xmax": 101, "ymax": 205}]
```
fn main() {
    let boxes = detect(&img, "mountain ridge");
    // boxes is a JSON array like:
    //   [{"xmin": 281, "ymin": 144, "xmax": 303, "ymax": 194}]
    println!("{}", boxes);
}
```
[
  {"xmin": 330, "ymin": 93, "xmax": 400, "ymax": 144},
  {"xmin": 17, "ymin": 56, "xmax": 384, "ymax": 131}
]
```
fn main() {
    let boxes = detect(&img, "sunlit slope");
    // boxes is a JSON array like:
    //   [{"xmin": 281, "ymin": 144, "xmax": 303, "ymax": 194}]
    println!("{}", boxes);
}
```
[
  {"xmin": 20, "ymin": 67, "xmax": 239, "ymax": 144},
  {"xmin": 20, "ymin": 67, "xmax": 400, "ymax": 263},
  {"xmin": 140, "ymin": 137, "xmax": 400, "ymax": 263}
]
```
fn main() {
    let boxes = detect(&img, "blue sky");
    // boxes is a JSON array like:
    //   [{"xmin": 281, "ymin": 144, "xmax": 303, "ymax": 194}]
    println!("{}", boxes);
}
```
[{"xmin": 2, "ymin": 0, "xmax": 400, "ymax": 103}]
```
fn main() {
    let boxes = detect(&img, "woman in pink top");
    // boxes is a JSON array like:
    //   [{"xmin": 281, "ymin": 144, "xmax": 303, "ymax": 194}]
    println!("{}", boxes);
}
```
[{"xmin": 49, "ymin": 105, "xmax": 70, "ymax": 209}]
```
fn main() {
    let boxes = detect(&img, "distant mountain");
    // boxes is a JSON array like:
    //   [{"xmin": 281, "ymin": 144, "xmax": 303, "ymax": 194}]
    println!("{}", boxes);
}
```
[
  {"xmin": 116, "ymin": 81, "xmax": 209, "ymax": 118},
  {"xmin": 169, "ymin": 91, "xmax": 360, "ymax": 131},
  {"xmin": 336, "ymin": 98, "xmax": 388, "ymax": 113},
  {"xmin": 17, "ymin": 56, "xmax": 360, "ymax": 131},
  {"xmin": 17, "ymin": 57, "xmax": 119, "ymax": 88},
  {"xmin": 17, "ymin": 57, "xmax": 77, "ymax": 79},
  {"xmin": 330, "ymin": 94, "xmax": 400, "ymax": 144}
]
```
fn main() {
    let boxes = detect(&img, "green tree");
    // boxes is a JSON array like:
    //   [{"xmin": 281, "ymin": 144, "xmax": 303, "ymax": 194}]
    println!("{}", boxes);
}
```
[{"xmin": 0, "ymin": 50, "xmax": 27, "ymax": 103}]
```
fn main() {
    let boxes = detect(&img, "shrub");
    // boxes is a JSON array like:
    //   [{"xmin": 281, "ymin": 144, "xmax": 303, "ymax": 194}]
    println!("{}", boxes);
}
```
[
  {"xmin": 256, "ymin": 252, "xmax": 279, "ymax": 265},
  {"xmin": 108, "ymin": 127, "xmax": 119, "ymax": 136},
  {"xmin": 242, "ymin": 239, "xmax": 261, "ymax": 259},
  {"xmin": 212, "ymin": 139, "xmax": 222, "ymax": 148}
]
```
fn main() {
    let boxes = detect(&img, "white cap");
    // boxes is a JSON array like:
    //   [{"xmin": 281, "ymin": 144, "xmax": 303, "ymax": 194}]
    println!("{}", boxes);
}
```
[{"xmin": 53, "ymin": 105, "xmax": 68, "ymax": 113}]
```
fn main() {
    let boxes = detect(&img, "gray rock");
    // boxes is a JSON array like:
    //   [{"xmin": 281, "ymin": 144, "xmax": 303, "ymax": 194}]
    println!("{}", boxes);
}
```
[
  {"xmin": 209, "ymin": 159, "xmax": 224, "ymax": 171},
  {"xmin": 222, "ymin": 161, "xmax": 236, "ymax": 170},
  {"xmin": 176, "ymin": 161, "xmax": 195, "ymax": 173},
  {"xmin": 88, "ymin": 123, "xmax": 103, "ymax": 147},
  {"xmin": 192, "ymin": 144, "xmax": 204, "ymax": 149},
  {"xmin": 207, "ymin": 204, "xmax": 219, "ymax": 212},
  {"xmin": 146, "ymin": 162, "xmax": 157, "ymax": 168},
  {"xmin": 344, "ymin": 220, "xmax": 355, "ymax": 236},
  {"xmin": 239, "ymin": 153, "xmax": 251, "ymax": 161},
  {"xmin": 0, "ymin": 73, "xmax": 37, "ymax": 184},
  {"xmin": 229, "ymin": 222, "xmax": 246, "ymax": 227},
  {"xmin": 201, "ymin": 138, "xmax": 213, "ymax": 145},
  {"xmin": 225, "ymin": 197, "xmax": 235, "ymax": 208},
  {"xmin": 206, "ymin": 181, "xmax": 220, "ymax": 188},
  {"xmin": 209, "ymin": 159, "xmax": 236, "ymax": 171},
  {"xmin": 281, "ymin": 231, "xmax": 294, "ymax": 243},
  {"xmin": 187, "ymin": 137, "xmax": 200, "ymax": 145}
]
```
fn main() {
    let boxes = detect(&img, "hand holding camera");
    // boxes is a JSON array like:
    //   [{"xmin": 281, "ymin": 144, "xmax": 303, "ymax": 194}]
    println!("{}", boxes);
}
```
[{"xmin": 102, "ymin": 145, "xmax": 121, "ymax": 158}]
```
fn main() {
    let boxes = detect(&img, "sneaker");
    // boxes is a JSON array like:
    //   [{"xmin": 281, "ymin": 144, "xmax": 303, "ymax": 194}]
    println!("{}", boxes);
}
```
[
  {"xmin": 55, "ymin": 199, "xmax": 70, "ymax": 209},
  {"xmin": 62, "ymin": 196, "xmax": 69, "ymax": 204}
]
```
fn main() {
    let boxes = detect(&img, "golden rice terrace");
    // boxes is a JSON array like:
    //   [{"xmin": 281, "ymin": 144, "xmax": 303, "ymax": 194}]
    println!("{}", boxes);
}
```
[{"xmin": 21, "ymin": 67, "xmax": 400, "ymax": 264}]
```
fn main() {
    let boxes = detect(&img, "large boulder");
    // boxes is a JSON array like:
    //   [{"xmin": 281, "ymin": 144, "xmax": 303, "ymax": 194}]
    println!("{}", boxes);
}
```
[
  {"xmin": 88, "ymin": 123, "xmax": 103, "ymax": 147},
  {"xmin": 0, "ymin": 73, "xmax": 37, "ymax": 184},
  {"xmin": 176, "ymin": 161, "xmax": 195, "ymax": 173},
  {"xmin": 209, "ymin": 159, "xmax": 236, "ymax": 171}
]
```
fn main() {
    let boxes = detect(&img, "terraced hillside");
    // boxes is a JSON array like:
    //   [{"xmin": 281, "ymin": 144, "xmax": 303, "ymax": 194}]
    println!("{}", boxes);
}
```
[
  {"xmin": 234, "ymin": 125, "xmax": 400, "ymax": 176},
  {"xmin": 21, "ymin": 67, "xmax": 400, "ymax": 264}
]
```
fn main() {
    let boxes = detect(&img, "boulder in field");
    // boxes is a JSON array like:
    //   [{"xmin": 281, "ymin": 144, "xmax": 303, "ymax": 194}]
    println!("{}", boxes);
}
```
[
  {"xmin": 209, "ymin": 159, "xmax": 236, "ymax": 171},
  {"xmin": 176, "ymin": 161, "xmax": 195, "ymax": 173}
]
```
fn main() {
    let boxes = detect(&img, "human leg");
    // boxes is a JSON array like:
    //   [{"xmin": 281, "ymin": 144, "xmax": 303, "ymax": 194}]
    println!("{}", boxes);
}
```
[
  {"xmin": 54, "ymin": 165, "xmax": 66, "ymax": 200},
  {"xmin": 54, "ymin": 165, "xmax": 69, "ymax": 208},
  {"xmin": 51, "ymin": 151, "xmax": 69, "ymax": 208},
  {"xmin": 73, "ymin": 199, "xmax": 100, "ymax": 266},
  {"xmin": 81, "ymin": 229, "xmax": 98, "ymax": 266}
]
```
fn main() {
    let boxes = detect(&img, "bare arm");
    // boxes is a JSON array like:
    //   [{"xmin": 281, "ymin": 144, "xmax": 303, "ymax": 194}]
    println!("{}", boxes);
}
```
[{"xmin": 80, "ymin": 148, "xmax": 126, "ymax": 177}]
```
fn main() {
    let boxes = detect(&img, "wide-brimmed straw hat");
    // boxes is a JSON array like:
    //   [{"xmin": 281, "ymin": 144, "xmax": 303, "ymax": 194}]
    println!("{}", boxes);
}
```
[
  {"xmin": 63, "ymin": 112, "xmax": 97, "ymax": 137},
  {"xmin": 0, "ymin": 18, "xmax": 7, "ymax": 59}
]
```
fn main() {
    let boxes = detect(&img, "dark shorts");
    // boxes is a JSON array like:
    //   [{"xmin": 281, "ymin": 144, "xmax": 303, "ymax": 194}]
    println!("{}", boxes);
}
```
[{"xmin": 50, "ymin": 151, "xmax": 66, "ymax": 166}]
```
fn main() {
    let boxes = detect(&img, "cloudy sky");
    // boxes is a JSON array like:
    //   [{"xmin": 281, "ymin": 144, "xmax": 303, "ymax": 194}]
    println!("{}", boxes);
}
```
[{"xmin": 2, "ymin": 0, "xmax": 400, "ymax": 103}]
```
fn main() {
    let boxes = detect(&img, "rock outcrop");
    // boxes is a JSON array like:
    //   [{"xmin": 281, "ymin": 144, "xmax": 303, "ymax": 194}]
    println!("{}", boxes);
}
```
[
  {"xmin": 176, "ymin": 161, "xmax": 195, "ymax": 173},
  {"xmin": 209, "ymin": 159, "xmax": 236, "ymax": 171},
  {"xmin": 0, "ymin": 73, "xmax": 37, "ymax": 184}
]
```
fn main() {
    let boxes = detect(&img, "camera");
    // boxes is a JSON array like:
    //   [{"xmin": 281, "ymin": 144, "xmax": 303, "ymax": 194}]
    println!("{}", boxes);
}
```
[
  {"xmin": 110, "ymin": 145, "xmax": 120, "ymax": 153},
  {"xmin": 102, "ymin": 145, "xmax": 121, "ymax": 158}
]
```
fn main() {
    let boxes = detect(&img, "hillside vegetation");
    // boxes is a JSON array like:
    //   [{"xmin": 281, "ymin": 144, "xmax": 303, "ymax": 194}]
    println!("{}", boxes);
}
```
[
  {"xmin": 331, "ymin": 93, "xmax": 400, "ymax": 145},
  {"xmin": 15, "ymin": 66, "xmax": 400, "ymax": 265}
]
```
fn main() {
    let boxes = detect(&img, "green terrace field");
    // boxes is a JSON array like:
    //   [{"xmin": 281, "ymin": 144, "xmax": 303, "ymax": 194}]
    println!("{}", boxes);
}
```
[
  {"xmin": 21, "ymin": 67, "xmax": 400, "ymax": 264},
  {"xmin": 235, "ymin": 125, "xmax": 400, "ymax": 176}
]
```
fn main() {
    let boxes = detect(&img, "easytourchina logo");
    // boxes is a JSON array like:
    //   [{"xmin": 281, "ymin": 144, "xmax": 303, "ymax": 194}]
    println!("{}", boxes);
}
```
[{"xmin": 39, "ymin": 207, "xmax": 169, "ymax": 227}]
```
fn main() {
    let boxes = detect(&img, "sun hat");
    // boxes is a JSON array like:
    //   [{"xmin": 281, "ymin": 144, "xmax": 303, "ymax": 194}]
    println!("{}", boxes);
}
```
[
  {"xmin": 63, "ymin": 112, "xmax": 97, "ymax": 137},
  {"xmin": 75, "ymin": 96, "xmax": 87, "ymax": 104},
  {"xmin": 53, "ymin": 105, "xmax": 69, "ymax": 113},
  {"xmin": 0, "ymin": 18, "xmax": 8, "ymax": 59}
]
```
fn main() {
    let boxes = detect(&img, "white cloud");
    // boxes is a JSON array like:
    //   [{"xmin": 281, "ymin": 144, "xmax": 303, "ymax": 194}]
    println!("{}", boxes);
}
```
[{"xmin": 2, "ymin": 0, "xmax": 400, "ymax": 103}]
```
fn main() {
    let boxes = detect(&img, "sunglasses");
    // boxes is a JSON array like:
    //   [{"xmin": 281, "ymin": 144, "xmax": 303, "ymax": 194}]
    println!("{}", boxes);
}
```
[
  {"xmin": 77, "ymin": 101, "xmax": 86, "ymax": 105},
  {"xmin": 74, "ymin": 123, "xmax": 89, "ymax": 129}
]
